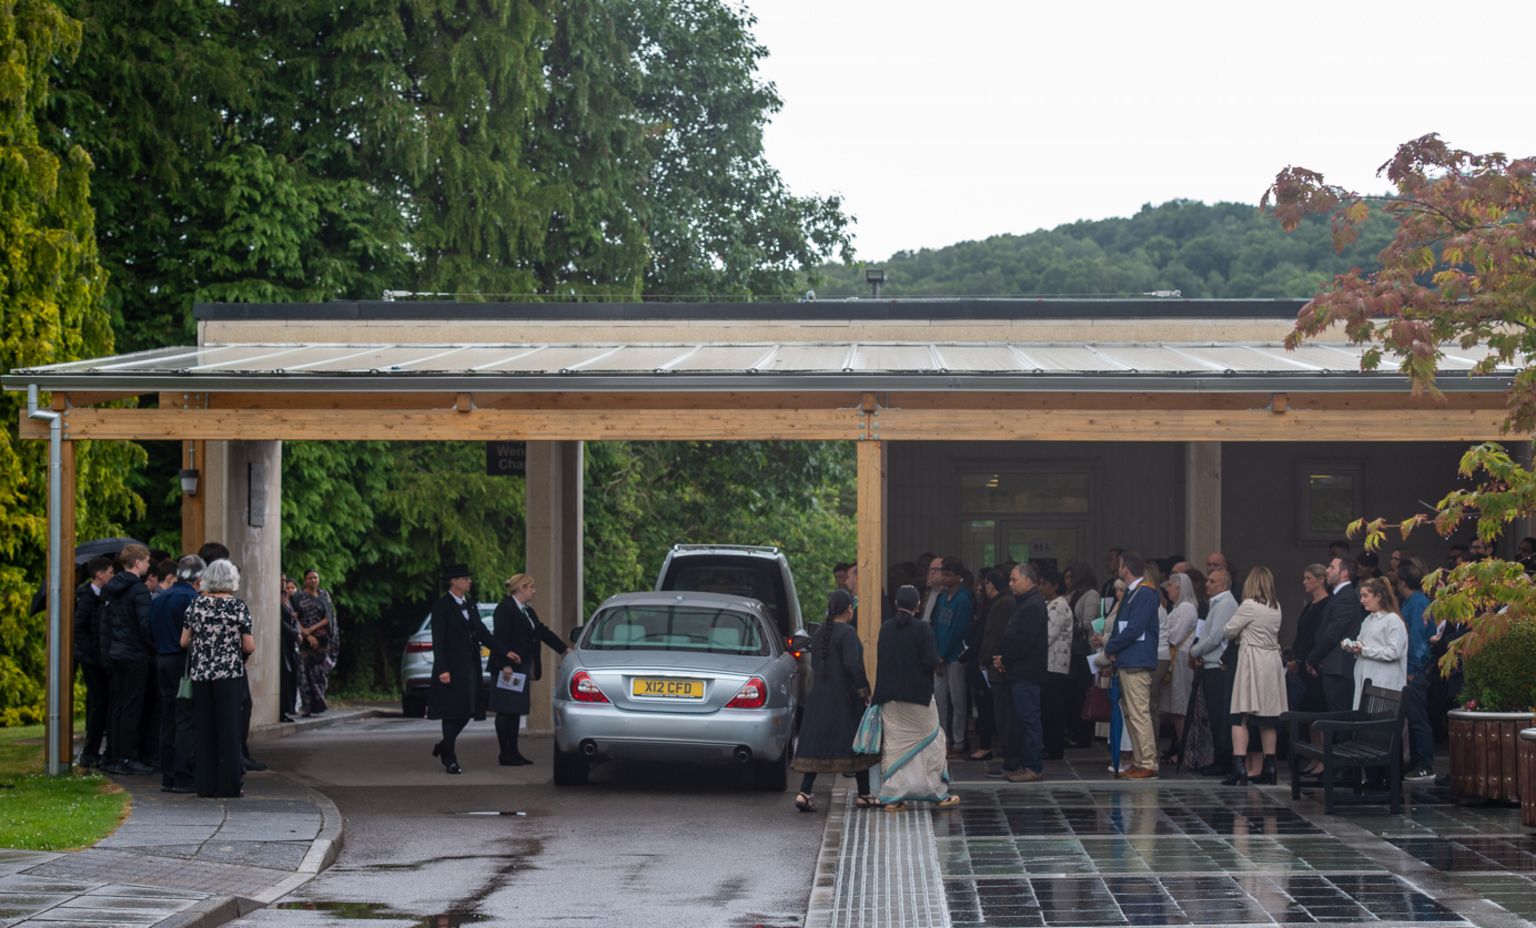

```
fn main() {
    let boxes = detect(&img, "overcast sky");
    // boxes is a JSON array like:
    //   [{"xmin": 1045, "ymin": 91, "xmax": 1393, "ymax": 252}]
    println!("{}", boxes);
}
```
[{"xmin": 750, "ymin": 0, "xmax": 1536, "ymax": 262}]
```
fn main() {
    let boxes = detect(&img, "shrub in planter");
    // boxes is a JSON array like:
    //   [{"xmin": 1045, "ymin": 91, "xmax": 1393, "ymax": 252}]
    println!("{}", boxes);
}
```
[{"xmin": 1461, "ymin": 619, "xmax": 1536, "ymax": 713}]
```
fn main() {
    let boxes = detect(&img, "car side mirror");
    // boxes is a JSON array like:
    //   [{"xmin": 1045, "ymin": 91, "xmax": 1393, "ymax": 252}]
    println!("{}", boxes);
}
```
[
  {"xmin": 788, "ymin": 633, "xmax": 812, "ymax": 658},
  {"xmin": 569, "ymin": 625, "xmax": 583, "ymax": 645}
]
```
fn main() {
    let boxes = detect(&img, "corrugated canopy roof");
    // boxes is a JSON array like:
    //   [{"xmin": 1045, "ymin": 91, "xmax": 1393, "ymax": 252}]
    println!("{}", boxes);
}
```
[{"xmin": 3, "ymin": 342, "xmax": 1517, "ymax": 393}]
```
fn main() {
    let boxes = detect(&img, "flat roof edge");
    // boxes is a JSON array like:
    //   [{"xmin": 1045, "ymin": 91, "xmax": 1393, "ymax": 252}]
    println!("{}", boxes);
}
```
[
  {"xmin": 2, "ymin": 371, "xmax": 1509, "ymax": 395},
  {"xmin": 192, "ymin": 298, "xmax": 1308, "ymax": 323}
]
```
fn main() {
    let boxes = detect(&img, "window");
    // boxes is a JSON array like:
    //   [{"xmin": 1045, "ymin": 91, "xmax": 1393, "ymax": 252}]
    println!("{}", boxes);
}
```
[
  {"xmin": 583, "ymin": 605, "xmax": 770, "ymax": 656},
  {"xmin": 1298, "ymin": 462, "xmax": 1363, "ymax": 542},
  {"xmin": 958, "ymin": 472, "xmax": 1089, "ymax": 514}
]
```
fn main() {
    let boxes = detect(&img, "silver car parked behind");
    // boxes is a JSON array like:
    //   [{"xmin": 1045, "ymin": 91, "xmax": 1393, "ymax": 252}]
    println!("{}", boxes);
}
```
[{"xmin": 552, "ymin": 591, "xmax": 807, "ymax": 790}]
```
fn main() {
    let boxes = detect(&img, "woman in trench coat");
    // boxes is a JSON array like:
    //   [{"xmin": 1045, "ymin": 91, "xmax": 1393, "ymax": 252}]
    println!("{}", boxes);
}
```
[{"xmin": 429, "ymin": 563, "xmax": 517, "ymax": 774}]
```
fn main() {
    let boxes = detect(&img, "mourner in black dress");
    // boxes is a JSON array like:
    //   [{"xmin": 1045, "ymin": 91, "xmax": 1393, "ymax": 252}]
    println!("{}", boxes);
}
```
[
  {"xmin": 790, "ymin": 590, "xmax": 880, "ymax": 812},
  {"xmin": 429, "ymin": 563, "xmax": 518, "ymax": 774},
  {"xmin": 491, "ymin": 573, "xmax": 569, "ymax": 766}
]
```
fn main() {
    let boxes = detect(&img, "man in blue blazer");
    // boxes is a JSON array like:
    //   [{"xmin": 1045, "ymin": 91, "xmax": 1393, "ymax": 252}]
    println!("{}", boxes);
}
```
[{"xmin": 1098, "ymin": 551, "xmax": 1161, "ymax": 778}]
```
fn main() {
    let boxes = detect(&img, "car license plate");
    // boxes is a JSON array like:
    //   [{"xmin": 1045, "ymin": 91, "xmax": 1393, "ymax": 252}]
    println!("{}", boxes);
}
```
[{"xmin": 632, "ymin": 678, "xmax": 704, "ymax": 699}]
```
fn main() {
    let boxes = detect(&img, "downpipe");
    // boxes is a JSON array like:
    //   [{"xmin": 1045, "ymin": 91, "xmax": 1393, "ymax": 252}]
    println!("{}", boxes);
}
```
[{"xmin": 27, "ymin": 385, "xmax": 65, "ymax": 776}]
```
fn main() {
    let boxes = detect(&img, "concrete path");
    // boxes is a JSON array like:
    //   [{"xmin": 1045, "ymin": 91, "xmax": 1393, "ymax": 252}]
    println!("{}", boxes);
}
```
[{"xmin": 0, "ymin": 709, "xmax": 366, "ymax": 928}]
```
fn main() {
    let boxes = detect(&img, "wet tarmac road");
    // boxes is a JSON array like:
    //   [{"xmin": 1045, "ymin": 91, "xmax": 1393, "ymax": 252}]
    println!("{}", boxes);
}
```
[{"xmin": 230, "ymin": 714, "xmax": 820, "ymax": 928}]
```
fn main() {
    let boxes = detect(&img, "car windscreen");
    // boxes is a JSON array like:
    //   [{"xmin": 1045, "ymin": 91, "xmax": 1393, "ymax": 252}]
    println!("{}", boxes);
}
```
[
  {"xmin": 583, "ymin": 605, "xmax": 770, "ymax": 656},
  {"xmin": 661, "ymin": 560, "xmax": 786, "ymax": 632}
]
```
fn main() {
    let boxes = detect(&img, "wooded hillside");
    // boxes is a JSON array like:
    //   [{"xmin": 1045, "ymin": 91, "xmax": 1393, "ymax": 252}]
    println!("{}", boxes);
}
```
[{"xmin": 812, "ymin": 199, "xmax": 1395, "ymax": 300}]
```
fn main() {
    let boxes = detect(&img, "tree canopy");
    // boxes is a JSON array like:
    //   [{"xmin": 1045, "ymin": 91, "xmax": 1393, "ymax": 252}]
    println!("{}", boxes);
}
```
[
  {"xmin": 0, "ymin": 0, "xmax": 142, "ymax": 724},
  {"xmin": 1264, "ymin": 134, "xmax": 1536, "ymax": 689}
]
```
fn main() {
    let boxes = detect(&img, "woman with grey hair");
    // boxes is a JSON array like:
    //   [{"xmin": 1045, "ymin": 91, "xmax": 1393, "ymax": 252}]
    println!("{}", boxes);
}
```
[{"xmin": 180, "ymin": 559, "xmax": 255, "ymax": 798}]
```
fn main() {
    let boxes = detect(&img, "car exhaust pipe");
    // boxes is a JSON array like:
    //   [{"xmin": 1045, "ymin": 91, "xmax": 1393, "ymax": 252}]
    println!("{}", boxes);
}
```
[
  {"xmin": 580, "ymin": 740, "xmax": 598, "ymax": 758},
  {"xmin": 733, "ymin": 746, "xmax": 752, "ymax": 764}
]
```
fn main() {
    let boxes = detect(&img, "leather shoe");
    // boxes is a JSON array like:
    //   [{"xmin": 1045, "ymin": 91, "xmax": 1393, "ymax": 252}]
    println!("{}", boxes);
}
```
[
  {"xmin": 279, "ymin": 714, "xmax": 296, "ymax": 723},
  {"xmin": 445, "ymin": 763, "xmax": 463, "ymax": 775},
  {"xmin": 1122, "ymin": 766, "xmax": 1159, "ymax": 779},
  {"xmin": 243, "ymin": 757, "xmax": 267, "ymax": 772},
  {"xmin": 167, "ymin": 784, "xmax": 195, "ymax": 794},
  {"xmin": 119, "ymin": 759, "xmax": 157, "ymax": 775}
]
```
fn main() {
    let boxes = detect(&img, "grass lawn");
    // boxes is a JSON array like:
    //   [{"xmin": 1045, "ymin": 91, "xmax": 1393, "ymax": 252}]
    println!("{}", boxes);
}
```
[{"xmin": 0, "ymin": 725, "xmax": 128, "ymax": 851}]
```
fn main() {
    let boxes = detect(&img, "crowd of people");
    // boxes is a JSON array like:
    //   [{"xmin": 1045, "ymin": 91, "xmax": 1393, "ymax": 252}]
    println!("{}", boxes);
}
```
[
  {"xmin": 794, "ymin": 540, "xmax": 1475, "ymax": 812},
  {"xmin": 73, "ymin": 541, "xmax": 341, "ymax": 798}
]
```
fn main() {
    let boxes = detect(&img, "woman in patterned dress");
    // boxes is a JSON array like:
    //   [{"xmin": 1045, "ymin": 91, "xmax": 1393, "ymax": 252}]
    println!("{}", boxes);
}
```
[{"xmin": 181, "ymin": 558, "xmax": 255, "ymax": 798}]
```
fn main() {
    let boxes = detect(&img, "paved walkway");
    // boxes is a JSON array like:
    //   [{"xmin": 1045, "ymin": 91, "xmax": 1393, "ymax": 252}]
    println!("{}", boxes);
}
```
[
  {"xmin": 808, "ymin": 751, "xmax": 1536, "ymax": 928},
  {"xmin": 0, "ymin": 709, "xmax": 367, "ymax": 928}
]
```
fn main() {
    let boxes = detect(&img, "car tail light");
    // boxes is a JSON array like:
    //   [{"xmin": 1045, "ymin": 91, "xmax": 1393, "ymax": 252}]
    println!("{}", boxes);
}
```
[
  {"xmin": 569, "ymin": 670, "xmax": 609, "ymax": 703},
  {"xmin": 406, "ymin": 641, "xmax": 433, "ymax": 653},
  {"xmin": 725, "ymin": 676, "xmax": 767, "ymax": 709}
]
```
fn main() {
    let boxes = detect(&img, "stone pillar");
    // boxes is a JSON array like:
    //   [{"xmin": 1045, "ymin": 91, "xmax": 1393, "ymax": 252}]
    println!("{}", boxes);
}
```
[
  {"xmin": 525, "ymin": 440, "xmax": 584, "ymax": 734},
  {"xmin": 1184, "ymin": 442, "xmax": 1221, "ymax": 565},
  {"xmin": 202, "ymin": 440, "xmax": 283, "ymax": 724}
]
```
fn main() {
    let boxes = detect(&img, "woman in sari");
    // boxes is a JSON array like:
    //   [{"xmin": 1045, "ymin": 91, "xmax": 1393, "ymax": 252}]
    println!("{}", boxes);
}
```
[{"xmin": 871, "ymin": 585, "xmax": 959, "ymax": 811}]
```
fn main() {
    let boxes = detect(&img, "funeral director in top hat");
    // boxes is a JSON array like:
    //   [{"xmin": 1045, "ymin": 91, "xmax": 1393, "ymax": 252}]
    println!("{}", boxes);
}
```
[{"xmin": 429, "ymin": 562, "xmax": 519, "ymax": 774}]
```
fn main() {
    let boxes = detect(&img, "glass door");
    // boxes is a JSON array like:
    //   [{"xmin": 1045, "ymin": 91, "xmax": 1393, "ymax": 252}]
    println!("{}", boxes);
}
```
[{"xmin": 1002, "ymin": 520, "xmax": 1084, "ymax": 575}]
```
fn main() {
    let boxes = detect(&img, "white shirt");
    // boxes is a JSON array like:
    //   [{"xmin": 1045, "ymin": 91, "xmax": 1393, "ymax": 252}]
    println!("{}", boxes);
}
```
[{"xmin": 1333, "ymin": 580, "xmax": 1353, "ymax": 595}]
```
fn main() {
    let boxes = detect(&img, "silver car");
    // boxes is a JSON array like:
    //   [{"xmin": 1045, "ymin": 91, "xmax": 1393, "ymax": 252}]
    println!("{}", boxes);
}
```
[
  {"xmin": 399, "ymin": 602, "xmax": 498, "ymax": 718},
  {"xmin": 552, "ymin": 591, "xmax": 808, "ymax": 790}
]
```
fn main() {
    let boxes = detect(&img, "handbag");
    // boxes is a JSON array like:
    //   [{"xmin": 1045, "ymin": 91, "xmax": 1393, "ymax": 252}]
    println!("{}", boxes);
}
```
[
  {"xmin": 176, "ymin": 654, "xmax": 194, "ymax": 703},
  {"xmin": 852, "ymin": 703, "xmax": 882, "ymax": 755},
  {"xmin": 1080, "ymin": 683, "xmax": 1112, "ymax": 722}
]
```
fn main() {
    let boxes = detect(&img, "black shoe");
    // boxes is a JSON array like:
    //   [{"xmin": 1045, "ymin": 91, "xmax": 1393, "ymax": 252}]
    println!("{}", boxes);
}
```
[
  {"xmin": 76, "ymin": 753, "xmax": 100, "ymax": 769},
  {"xmin": 280, "ymin": 714, "xmax": 296, "ymax": 723},
  {"xmin": 168, "ymin": 784, "xmax": 195, "ymax": 794},
  {"xmin": 1253, "ymin": 757, "xmax": 1278, "ymax": 785},
  {"xmin": 512, "ymin": 754, "xmax": 534, "ymax": 766},
  {"xmin": 119, "ymin": 759, "xmax": 157, "ymax": 775},
  {"xmin": 243, "ymin": 757, "xmax": 267, "ymax": 772},
  {"xmin": 1220, "ymin": 758, "xmax": 1249, "ymax": 786},
  {"xmin": 445, "ymin": 763, "xmax": 463, "ymax": 775}
]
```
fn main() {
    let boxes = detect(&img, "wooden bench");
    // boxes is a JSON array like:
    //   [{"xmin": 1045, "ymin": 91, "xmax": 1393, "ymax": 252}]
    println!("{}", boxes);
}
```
[{"xmin": 1281, "ymin": 681, "xmax": 1405, "ymax": 814}]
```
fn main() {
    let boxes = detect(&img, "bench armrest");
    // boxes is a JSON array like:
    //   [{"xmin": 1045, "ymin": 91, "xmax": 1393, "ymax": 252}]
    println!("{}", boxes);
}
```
[{"xmin": 1279, "ymin": 710, "xmax": 1358, "ymax": 724}]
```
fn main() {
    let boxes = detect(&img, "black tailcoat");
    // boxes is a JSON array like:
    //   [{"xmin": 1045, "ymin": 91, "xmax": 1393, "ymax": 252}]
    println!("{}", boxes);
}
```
[{"xmin": 428, "ymin": 595, "xmax": 506, "ymax": 721}]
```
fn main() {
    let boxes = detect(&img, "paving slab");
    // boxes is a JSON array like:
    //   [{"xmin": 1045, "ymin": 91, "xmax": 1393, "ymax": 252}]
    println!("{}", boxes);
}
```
[
  {"xmin": 808, "ymin": 747, "xmax": 1536, "ymax": 928},
  {"xmin": 0, "ymin": 750, "xmax": 344, "ymax": 928}
]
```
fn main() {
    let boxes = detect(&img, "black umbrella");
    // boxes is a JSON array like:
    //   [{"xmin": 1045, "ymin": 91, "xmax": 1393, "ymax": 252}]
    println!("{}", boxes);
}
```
[{"xmin": 73, "ymin": 536, "xmax": 145, "ymax": 567}]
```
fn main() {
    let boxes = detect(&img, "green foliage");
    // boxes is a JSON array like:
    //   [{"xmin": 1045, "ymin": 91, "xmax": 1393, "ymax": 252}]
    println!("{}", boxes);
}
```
[
  {"xmin": 813, "ymin": 199, "xmax": 1395, "ymax": 299},
  {"xmin": 1269, "ymin": 135, "xmax": 1536, "ymax": 669},
  {"xmin": 1459, "ymin": 619, "xmax": 1536, "ymax": 713},
  {"xmin": 600, "ymin": 441, "xmax": 857, "ymax": 623},
  {"xmin": 0, "ymin": 0, "xmax": 142, "ymax": 726},
  {"xmin": 620, "ymin": 0, "xmax": 854, "ymax": 297}
]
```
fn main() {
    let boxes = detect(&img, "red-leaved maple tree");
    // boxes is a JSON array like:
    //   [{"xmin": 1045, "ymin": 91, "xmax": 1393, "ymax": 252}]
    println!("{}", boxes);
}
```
[{"xmin": 1263, "ymin": 134, "xmax": 1536, "ymax": 680}]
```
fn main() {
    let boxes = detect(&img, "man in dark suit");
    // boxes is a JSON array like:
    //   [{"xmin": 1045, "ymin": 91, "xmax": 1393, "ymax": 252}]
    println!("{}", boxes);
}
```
[
  {"xmin": 429, "ymin": 564, "xmax": 517, "ymax": 774},
  {"xmin": 73, "ymin": 556, "xmax": 115, "ymax": 768},
  {"xmin": 492, "ymin": 573, "xmax": 569, "ymax": 765},
  {"xmin": 1308, "ymin": 557, "xmax": 1364, "ymax": 712},
  {"xmin": 997, "ymin": 563, "xmax": 1047, "ymax": 782}
]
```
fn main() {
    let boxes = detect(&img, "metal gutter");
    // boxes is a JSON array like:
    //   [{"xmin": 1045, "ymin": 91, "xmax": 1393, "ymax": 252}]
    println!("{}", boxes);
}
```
[{"xmin": 25, "ymin": 385, "xmax": 65, "ymax": 776}]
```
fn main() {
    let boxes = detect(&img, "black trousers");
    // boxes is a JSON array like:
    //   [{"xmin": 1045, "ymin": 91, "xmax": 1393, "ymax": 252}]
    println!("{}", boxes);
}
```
[
  {"xmin": 155, "ymin": 655, "xmax": 195, "ymax": 788},
  {"xmin": 240, "ymin": 674, "xmax": 253, "ymax": 758},
  {"xmin": 995, "ymin": 677, "xmax": 1023, "ymax": 770},
  {"xmin": 1201, "ymin": 666, "xmax": 1232, "ymax": 760},
  {"xmin": 1043, "ymin": 672, "xmax": 1073, "ymax": 756},
  {"xmin": 108, "ymin": 658, "xmax": 151, "ymax": 765},
  {"xmin": 1322, "ymin": 673, "xmax": 1355, "ymax": 713},
  {"xmin": 280, "ymin": 653, "xmax": 297, "ymax": 719},
  {"xmin": 495, "ymin": 713, "xmax": 524, "ymax": 762},
  {"xmin": 192, "ymin": 677, "xmax": 244, "ymax": 797},
  {"xmin": 973, "ymin": 679, "xmax": 995, "ymax": 750},
  {"xmin": 440, "ymin": 718, "xmax": 470, "ymax": 765},
  {"xmin": 78, "ymin": 661, "xmax": 110, "ymax": 760}
]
